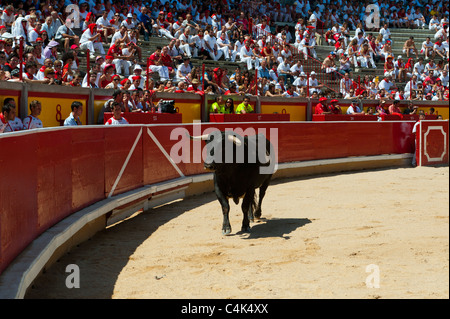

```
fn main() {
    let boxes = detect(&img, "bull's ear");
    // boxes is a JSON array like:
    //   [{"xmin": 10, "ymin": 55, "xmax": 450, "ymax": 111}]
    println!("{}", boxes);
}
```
[{"xmin": 227, "ymin": 134, "xmax": 242, "ymax": 146}]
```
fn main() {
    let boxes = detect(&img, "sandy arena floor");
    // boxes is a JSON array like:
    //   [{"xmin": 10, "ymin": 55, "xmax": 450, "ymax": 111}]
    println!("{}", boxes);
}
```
[{"xmin": 25, "ymin": 166, "xmax": 449, "ymax": 299}]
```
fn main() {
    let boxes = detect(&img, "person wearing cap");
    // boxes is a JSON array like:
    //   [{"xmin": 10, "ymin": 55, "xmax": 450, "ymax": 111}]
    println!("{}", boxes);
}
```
[
  {"xmin": 292, "ymin": 71, "xmax": 307, "ymax": 89},
  {"xmin": 153, "ymin": 11, "xmax": 174, "ymax": 40},
  {"xmin": 432, "ymin": 78, "xmax": 446, "ymax": 100},
  {"xmin": 384, "ymin": 55, "xmax": 395, "ymax": 77},
  {"xmin": 329, "ymin": 99, "xmax": 342, "ymax": 115},
  {"xmin": 127, "ymin": 64, "xmax": 145, "ymax": 88},
  {"xmin": 346, "ymin": 99, "xmax": 364, "ymax": 115},
  {"xmin": 121, "ymin": 13, "xmax": 137, "ymax": 30},
  {"xmin": 314, "ymin": 97, "xmax": 331, "ymax": 115},
  {"xmin": 308, "ymin": 71, "xmax": 323, "ymax": 95}
]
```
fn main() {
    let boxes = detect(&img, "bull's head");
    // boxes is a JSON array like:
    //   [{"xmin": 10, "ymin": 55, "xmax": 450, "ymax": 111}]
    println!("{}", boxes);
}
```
[{"xmin": 190, "ymin": 131, "xmax": 243, "ymax": 170}]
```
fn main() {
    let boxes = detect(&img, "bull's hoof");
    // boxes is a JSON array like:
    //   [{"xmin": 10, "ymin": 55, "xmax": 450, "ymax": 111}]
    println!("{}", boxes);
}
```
[
  {"xmin": 222, "ymin": 227, "xmax": 232, "ymax": 236},
  {"xmin": 241, "ymin": 226, "xmax": 251, "ymax": 233}
]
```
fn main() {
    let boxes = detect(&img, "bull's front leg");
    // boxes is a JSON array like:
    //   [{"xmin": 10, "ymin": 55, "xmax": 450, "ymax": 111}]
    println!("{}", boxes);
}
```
[{"xmin": 214, "ymin": 178, "xmax": 232, "ymax": 235}]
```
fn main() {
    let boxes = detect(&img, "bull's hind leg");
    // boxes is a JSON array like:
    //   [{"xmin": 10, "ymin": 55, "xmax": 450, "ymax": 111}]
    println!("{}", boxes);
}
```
[
  {"xmin": 254, "ymin": 177, "xmax": 271, "ymax": 219},
  {"xmin": 241, "ymin": 190, "xmax": 255, "ymax": 232}
]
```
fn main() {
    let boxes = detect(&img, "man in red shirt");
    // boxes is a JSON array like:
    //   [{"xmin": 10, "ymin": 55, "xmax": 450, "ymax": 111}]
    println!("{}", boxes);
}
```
[
  {"xmin": 148, "ymin": 46, "xmax": 170, "ymax": 81},
  {"xmin": 160, "ymin": 46, "xmax": 175, "ymax": 78},
  {"xmin": 107, "ymin": 38, "xmax": 133, "ymax": 76},
  {"xmin": 315, "ymin": 97, "xmax": 331, "ymax": 115}
]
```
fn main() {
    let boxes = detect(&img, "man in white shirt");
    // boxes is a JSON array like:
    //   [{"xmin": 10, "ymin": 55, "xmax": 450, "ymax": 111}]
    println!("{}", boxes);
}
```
[
  {"xmin": 434, "ymin": 39, "xmax": 446, "ymax": 59},
  {"xmin": 379, "ymin": 23, "xmax": 391, "ymax": 44},
  {"xmin": 96, "ymin": 11, "xmax": 116, "ymax": 39},
  {"xmin": 204, "ymin": 30, "xmax": 222, "ymax": 61},
  {"xmin": 378, "ymin": 75, "xmax": 396, "ymax": 92},
  {"xmin": 404, "ymin": 74, "xmax": 419, "ymax": 98},
  {"xmin": 429, "ymin": 15, "xmax": 440, "ymax": 30},
  {"xmin": 440, "ymin": 70, "xmax": 449, "ymax": 87},
  {"xmin": 216, "ymin": 33, "xmax": 237, "ymax": 62},
  {"xmin": 23, "ymin": 100, "xmax": 44, "ymax": 130},
  {"xmin": 421, "ymin": 37, "xmax": 435, "ymax": 59},
  {"xmin": 299, "ymin": 33, "xmax": 316, "ymax": 60},
  {"xmin": 178, "ymin": 27, "xmax": 198, "ymax": 58},
  {"xmin": 346, "ymin": 100, "xmax": 364, "ymax": 114},
  {"xmin": 80, "ymin": 24, "xmax": 105, "ymax": 58},
  {"xmin": 240, "ymin": 41, "xmax": 259, "ymax": 70},
  {"xmin": 175, "ymin": 57, "xmax": 191, "ymax": 82}
]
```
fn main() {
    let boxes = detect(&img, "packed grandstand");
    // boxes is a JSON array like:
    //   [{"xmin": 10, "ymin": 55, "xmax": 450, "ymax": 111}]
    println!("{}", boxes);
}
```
[{"xmin": 0, "ymin": 0, "xmax": 449, "ymax": 129}]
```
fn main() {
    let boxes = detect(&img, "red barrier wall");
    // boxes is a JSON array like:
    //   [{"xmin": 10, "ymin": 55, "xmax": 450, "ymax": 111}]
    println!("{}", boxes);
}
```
[{"xmin": 0, "ymin": 121, "xmax": 426, "ymax": 275}]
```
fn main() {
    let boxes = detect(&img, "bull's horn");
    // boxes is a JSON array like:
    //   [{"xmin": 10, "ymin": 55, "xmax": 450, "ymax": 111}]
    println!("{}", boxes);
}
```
[
  {"xmin": 228, "ymin": 134, "xmax": 242, "ymax": 146},
  {"xmin": 189, "ymin": 134, "xmax": 210, "ymax": 140}
]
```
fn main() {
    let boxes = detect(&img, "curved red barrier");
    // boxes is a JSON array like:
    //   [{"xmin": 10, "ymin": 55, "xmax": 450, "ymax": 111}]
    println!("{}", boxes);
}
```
[{"xmin": 0, "ymin": 121, "xmax": 431, "ymax": 275}]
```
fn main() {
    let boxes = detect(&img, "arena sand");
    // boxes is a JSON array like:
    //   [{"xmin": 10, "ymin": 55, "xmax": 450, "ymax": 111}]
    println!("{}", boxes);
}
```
[{"xmin": 25, "ymin": 166, "xmax": 449, "ymax": 299}]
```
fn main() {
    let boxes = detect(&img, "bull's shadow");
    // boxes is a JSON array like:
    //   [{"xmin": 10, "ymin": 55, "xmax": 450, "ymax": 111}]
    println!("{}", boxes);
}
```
[{"xmin": 238, "ymin": 217, "xmax": 312, "ymax": 239}]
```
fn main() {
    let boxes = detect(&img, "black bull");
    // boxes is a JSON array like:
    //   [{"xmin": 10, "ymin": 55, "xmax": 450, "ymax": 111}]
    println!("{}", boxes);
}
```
[{"xmin": 190, "ymin": 131, "xmax": 276, "ymax": 235}]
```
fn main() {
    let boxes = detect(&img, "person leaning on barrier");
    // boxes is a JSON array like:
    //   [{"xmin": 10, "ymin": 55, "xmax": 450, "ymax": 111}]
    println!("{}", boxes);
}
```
[
  {"xmin": 97, "ymin": 89, "xmax": 124, "ymax": 124},
  {"xmin": 346, "ymin": 99, "xmax": 365, "ymax": 115},
  {"xmin": 314, "ymin": 97, "xmax": 331, "ymax": 115},
  {"xmin": 328, "ymin": 99, "xmax": 342, "ymax": 115},
  {"xmin": 210, "ymin": 95, "xmax": 224, "ymax": 114},
  {"xmin": 3, "ymin": 98, "xmax": 24, "ymax": 131},
  {"xmin": 22, "ymin": 100, "xmax": 43, "ymax": 130},
  {"xmin": 105, "ymin": 101, "xmax": 129, "ymax": 125},
  {"xmin": 64, "ymin": 101, "xmax": 83, "ymax": 126},
  {"xmin": 0, "ymin": 103, "xmax": 18, "ymax": 133},
  {"xmin": 235, "ymin": 96, "xmax": 254, "ymax": 114}
]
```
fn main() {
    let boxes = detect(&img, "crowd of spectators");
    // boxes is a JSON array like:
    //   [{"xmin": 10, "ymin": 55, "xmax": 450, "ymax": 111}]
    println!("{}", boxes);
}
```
[{"xmin": 0, "ymin": 0, "xmax": 449, "ymax": 124}]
